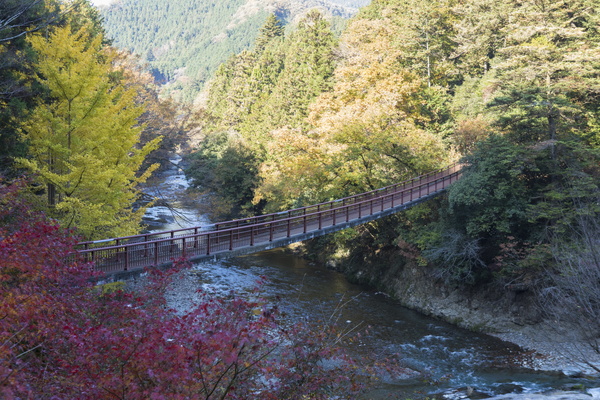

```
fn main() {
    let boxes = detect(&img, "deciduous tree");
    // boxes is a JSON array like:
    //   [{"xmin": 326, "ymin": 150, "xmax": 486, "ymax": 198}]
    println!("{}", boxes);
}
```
[
  {"xmin": 254, "ymin": 13, "xmax": 450, "ymax": 211},
  {"xmin": 0, "ymin": 181, "xmax": 402, "ymax": 399},
  {"xmin": 18, "ymin": 25, "xmax": 161, "ymax": 239}
]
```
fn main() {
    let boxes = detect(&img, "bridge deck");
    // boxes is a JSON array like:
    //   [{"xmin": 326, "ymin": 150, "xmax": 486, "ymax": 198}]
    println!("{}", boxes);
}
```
[{"xmin": 76, "ymin": 164, "xmax": 461, "ymax": 277}]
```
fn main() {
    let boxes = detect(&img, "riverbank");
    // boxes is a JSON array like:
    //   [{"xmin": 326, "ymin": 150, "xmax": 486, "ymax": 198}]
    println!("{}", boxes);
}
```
[
  {"xmin": 136, "ymin": 152, "xmax": 600, "ymax": 398},
  {"xmin": 290, "ymin": 242, "xmax": 600, "ymax": 379},
  {"xmin": 491, "ymin": 323, "xmax": 600, "ymax": 377}
]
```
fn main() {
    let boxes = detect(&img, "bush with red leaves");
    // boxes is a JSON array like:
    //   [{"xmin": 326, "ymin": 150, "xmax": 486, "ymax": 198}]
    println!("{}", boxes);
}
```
[{"xmin": 0, "ymin": 179, "xmax": 402, "ymax": 399}]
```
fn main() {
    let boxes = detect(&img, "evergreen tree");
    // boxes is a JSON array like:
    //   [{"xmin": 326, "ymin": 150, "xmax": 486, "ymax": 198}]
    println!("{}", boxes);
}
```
[
  {"xmin": 261, "ymin": 10, "xmax": 337, "ymax": 130},
  {"xmin": 254, "ymin": 13, "xmax": 284, "ymax": 52},
  {"xmin": 0, "ymin": 0, "xmax": 62, "ymax": 176},
  {"xmin": 18, "ymin": 25, "xmax": 161, "ymax": 239},
  {"xmin": 459, "ymin": 0, "xmax": 600, "ymax": 144},
  {"xmin": 452, "ymin": 0, "xmax": 510, "ymax": 76}
]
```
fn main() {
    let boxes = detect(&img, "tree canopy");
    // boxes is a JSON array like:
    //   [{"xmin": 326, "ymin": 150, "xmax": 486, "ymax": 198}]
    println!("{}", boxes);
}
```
[
  {"xmin": 100, "ymin": 0, "xmax": 361, "ymax": 102},
  {"xmin": 186, "ymin": 0, "xmax": 600, "ymax": 291},
  {"xmin": 18, "ymin": 24, "xmax": 161, "ymax": 239}
]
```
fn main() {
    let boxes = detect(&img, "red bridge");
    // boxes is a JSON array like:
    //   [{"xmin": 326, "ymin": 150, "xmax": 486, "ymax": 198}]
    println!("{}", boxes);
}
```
[{"xmin": 76, "ymin": 164, "xmax": 462, "ymax": 278}]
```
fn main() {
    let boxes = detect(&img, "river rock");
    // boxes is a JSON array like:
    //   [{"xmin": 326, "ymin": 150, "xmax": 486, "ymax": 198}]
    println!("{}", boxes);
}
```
[
  {"xmin": 483, "ymin": 391, "xmax": 594, "ymax": 400},
  {"xmin": 588, "ymin": 388, "xmax": 600, "ymax": 399}
]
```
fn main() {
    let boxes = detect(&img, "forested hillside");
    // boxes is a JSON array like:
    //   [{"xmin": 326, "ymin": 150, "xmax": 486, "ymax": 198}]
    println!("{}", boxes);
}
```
[
  {"xmin": 101, "ymin": 0, "xmax": 368, "ymax": 102},
  {"xmin": 2, "ymin": 0, "xmax": 600, "ymax": 389},
  {"xmin": 0, "ymin": 0, "xmax": 191, "ymax": 239},
  {"xmin": 0, "ymin": 2, "xmax": 388, "ymax": 397},
  {"xmin": 186, "ymin": 0, "xmax": 600, "ymax": 350}
]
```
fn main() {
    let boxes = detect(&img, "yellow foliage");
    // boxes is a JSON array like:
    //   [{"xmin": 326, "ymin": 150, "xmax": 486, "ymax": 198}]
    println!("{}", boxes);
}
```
[
  {"xmin": 254, "ymin": 15, "xmax": 451, "ymax": 210},
  {"xmin": 18, "ymin": 25, "xmax": 161, "ymax": 240}
]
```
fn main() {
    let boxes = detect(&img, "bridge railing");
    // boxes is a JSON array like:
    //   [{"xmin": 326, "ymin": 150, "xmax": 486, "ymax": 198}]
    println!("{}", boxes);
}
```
[
  {"xmin": 74, "ymin": 164, "xmax": 462, "ymax": 274},
  {"xmin": 77, "ymin": 163, "xmax": 459, "ymax": 251},
  {"xmin": 211, "ymin": 163, "xmax": 460, "ymax": 230}
]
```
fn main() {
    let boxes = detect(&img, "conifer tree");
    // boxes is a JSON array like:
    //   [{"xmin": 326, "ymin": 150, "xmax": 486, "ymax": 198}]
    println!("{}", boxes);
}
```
[
  {"xmin": 262, "ymin": 10, "xmax": 337, "ymax": 130},
  {"xmin": 0, "ymin": 0, "xmax": 62, "ymax": 176},
  {"xmin": 18, "ymin": 25, "xmax": 161, "ymax": 239},
  {"xmin": 254, "ymin": 13, "xmax": 284, "ymax": 52},
  {"xmin": 478, "ymin": 0, "xmax": 600, "ymax": 144}
]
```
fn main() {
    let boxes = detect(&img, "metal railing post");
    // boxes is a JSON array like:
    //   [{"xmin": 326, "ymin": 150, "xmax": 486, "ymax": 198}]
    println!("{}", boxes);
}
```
[
  {"xmin": 154, "ymin": 241, "xmax": 159, "ymax": 265},
  {"xmin": 124, "ymin": 246, "xmax": 129, "ymax": 271}
]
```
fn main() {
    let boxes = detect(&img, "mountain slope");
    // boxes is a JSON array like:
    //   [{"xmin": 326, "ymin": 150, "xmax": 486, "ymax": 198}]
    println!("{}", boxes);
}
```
[{"xmin": 100, "ymin": 0, "xmax": 370, "ymax": 102}]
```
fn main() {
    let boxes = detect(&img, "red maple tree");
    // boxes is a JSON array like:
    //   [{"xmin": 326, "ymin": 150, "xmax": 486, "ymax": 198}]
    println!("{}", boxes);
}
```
[{"xmin": 0, "ymin": 179, "xmax": 403, "ymax": 399}]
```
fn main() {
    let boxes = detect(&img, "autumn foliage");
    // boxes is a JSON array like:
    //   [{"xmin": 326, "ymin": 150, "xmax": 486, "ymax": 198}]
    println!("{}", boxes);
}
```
[{"xmin": 0, "ymin": 180, "xmax": 393, "ymax": 399}]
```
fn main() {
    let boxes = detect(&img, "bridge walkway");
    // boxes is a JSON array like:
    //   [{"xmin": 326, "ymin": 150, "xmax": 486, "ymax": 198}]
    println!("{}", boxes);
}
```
[{"xmin": 76, "ymin": 164, "xmax": 461, "ymax": 278}]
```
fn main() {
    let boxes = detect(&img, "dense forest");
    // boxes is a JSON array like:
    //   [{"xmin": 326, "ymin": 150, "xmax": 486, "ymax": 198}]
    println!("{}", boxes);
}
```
[
  {"xmin": 100, "ymin": 0, "xmax": 366, "ymax": 102},
  {"xmin": 1, "ymin": 0, "xmax": 600, "ymax": 394},
  {"xmin": 0, "ymin": 0, "xmax": 395, "ymax": 397},
  {"xmin": 185, "ymin": 0, "xmax": 600, "ymax": 362}
]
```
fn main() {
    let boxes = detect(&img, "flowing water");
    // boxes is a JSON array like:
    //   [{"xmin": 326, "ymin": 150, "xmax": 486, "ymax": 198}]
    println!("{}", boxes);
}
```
[{"xmin": 141, "ymin": 156, "xmax": 600, "ymax": 399}]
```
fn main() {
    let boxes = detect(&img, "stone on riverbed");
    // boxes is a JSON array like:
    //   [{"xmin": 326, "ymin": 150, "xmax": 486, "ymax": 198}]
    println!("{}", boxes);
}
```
[{"xmin": 480, "ymin": 389, "xmax": 600, "ymax": 400}]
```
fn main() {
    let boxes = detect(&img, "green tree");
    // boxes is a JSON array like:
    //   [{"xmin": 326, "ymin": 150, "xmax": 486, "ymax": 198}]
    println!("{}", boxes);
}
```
[
  {"xmin": 63, "ymin": 0, "xmax": 108, "ymax": 43},
  {"xmin": 254, "ymin": 12, "xmax": 450, "ymax": 211},
  {"xmin": 482, "ymin": 0, "xmax": 600, "ymax": 144},
  {"xmin": 261, "ymin": 9, "xmax": 337, "ymax": 130},
  {"xmin": 451, "ymin": 0, "xmax": 510, "ymax": 76},
  {"xmin": 424, "ymin": 134, "xmax": 600, "ymax": 285},
  {"xmin": 0, "ymin": 0, "xmax": 62, "ymax": 176},
  {"xmin": 254, "ymin": 13, "xmax": 284, "ymax": 52},
  {"xmin": 189, "ymin": 11, "xmax": 337, "ymax": 217},
  {"xmin": 18, "ymin": 25, "xmax": 161, "ymax": 239},
  {"xmin": 447, "ymin": 135, "xmax": 532, "ymax": 240},
  {"xmin": 185, "ymin": 131, "xmax": 262, "ymax": 219}
]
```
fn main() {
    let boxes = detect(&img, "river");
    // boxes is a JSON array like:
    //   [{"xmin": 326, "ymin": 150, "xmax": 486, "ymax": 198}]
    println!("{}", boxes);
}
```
[{"xmin": 140, "ymin": 155, "xmax": 600, "ymax": 399}]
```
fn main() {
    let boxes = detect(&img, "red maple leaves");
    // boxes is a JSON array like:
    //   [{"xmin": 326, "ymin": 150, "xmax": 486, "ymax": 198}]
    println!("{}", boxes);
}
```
[{"xmin": 1, "ymin": 179, "xmax": 399, "ymax": 399}]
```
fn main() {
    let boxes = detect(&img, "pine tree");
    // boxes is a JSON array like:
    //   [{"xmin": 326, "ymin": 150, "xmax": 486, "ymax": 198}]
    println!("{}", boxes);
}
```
[
  {"xmin": 254, "ymin": 13, "xmax": 284, "ymax": 52},
  {"xmin": 482, "ymin": 0, "xmax": 600, "ymax": 144},
  {"xmin": 18, "ymin": 25, "xmax": 161, "ymax": 239}
]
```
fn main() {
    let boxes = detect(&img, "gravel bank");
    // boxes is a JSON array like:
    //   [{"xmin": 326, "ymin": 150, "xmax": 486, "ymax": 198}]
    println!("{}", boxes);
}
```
[{"xmin": 491, "ymin": 322, "xmax": 600, "ymax": 376}]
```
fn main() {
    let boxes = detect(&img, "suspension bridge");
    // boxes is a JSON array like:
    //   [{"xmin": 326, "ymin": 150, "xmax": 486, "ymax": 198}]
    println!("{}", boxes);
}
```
[{"xmin": 76, "ymin": 164, "xmax": 462, "ymax": 278}]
